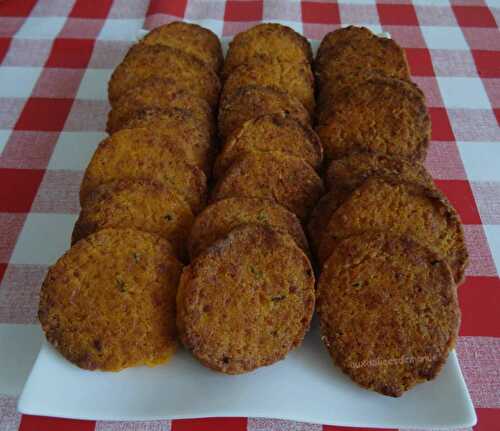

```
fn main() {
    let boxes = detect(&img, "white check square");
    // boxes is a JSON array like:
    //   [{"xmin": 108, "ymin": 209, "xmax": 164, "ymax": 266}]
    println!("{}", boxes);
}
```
[
  {"xmin": 98, "ymin": 18, "xmax": 144, "ymax": 41},
  {"xmin": 0, "ymin": 67, "xmax": 41, "ymax": 98},
  {"xmin": 437, "ymin": 77, "xmax": 491, "ymax": 109},
  {"xmin": 15, "ymin": 17, "xmax": 66, "ymax": 39},
  {"xmin": 48, "ymin": 131, "xmax": 104, "ymax": 171},
  {"xmin": 484, "ymin": 225, "xmax": 500, "ymax": 276},
  {"xmin": 76, "ymin": 69, "xmax": 113, "ymax": 100},
  {"xmin": 10, "ymin": 213, "xmax": 77, "ymax": 265},
  {"xmin": 458, "ymin": 142, "xmax": 500, "ymax": 182},
  {"xmin": 0, "ymin": 130, "xmax": 10, "ymax": 155},
  {"xmin": 421, "ymin": 26, "xmax": 468, "ymax": 50}
]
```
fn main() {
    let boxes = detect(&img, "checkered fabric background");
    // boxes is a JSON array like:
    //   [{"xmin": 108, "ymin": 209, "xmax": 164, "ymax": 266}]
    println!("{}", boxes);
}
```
[{"xmin": 0, "ymin": 0, "xmax": 498, "ymax": 429}]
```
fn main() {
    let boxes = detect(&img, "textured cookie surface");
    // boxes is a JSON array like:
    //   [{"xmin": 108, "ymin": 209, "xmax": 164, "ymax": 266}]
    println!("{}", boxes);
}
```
[
  {"xmin": 141, "ymin": 21, "xmax": 223, "ymax": 72},
  {"xmin": 107, "ymin": 78, "xmax": 214, "ymax": 136},
  {"xmin": 108, "ymin": 44, "xmax": 220, "ymax": 107},
  {"xmin": 223, "ymin": 23, "xmax": 312, "ymax": 78},
  {"xmin": 317, "ymin": 177, "xmax": 468, "ymax": 283},
  {"xmin": 80, "ymin": 128, "xmax": 207, "ymax": 213},
  {"xmin": 39, "ymin": 229, "xmax": 183, "ymax": 371},
  {"xmin": 177, "ymin": 224, "xmax": 315, "ymax": 374},
  {"xmin": 218, "ymin": 85, "xmax": 310, "ymax": 141},
  {"xmin": 222, "ymin": 56, "xmax": 315, "ymax": 113},
  {"xmin": 317, "ymin": 232, "xmax": 460, "ymax": 397},
  {"xmin": 214, "ymin": 114, "xmax": 322, "ymax": 178},
  {"xmin": 316, "ymin": 77, "xmax": 430, "ymax": 162},
  {"xmin": 211, "ymin": 151, "xmax": 324, "ymax": 221},
  {"xmin": 188, "ymin": 197, "xmax": 309, "ymax": 259},
  {"xmin": 72, "ymin": 179, "xmax": 194, "ymax": 261}
]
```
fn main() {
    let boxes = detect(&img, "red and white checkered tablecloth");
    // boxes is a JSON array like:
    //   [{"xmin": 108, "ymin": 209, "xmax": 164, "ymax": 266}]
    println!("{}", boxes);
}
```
[{"xmin": 0, "ymin": 0, "xmax": 498, "ymax": 430}]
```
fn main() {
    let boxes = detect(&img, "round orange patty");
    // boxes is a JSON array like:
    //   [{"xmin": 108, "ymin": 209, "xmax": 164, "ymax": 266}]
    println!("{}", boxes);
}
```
[
  {"xmin": 72, "ymin": 179, "xmax": 194, "ymax": 261},
  {"xmin": 141, "ymin": 21, "xmax": 223, "ymax": 73},
  {"xmin": 39, "ymin": 228, "xmax": 183, "ymax": 371},
  {"xmin": 188, "ymin": 197, "xmax": 309, "ymax": 259},
  {"xmin": 177, "ymin": 224, "xmax": 315, "ymax": 374},
  {"xmin": 214, "ymin": 114, "xmax": 322, "ymax": 178},
  {"xmin": 108, "ymin": 44, "xmax": 220, "ymax": 107},
  {"xmin": 211, "ymin": 151, "xmax": 324, "ymax": 221},
  {"xmin": 80, "ymin": 128, "xmax": 207, "ymax": 213},
  {"xmin": 317, "ymin": 232, "xmax": 460, "ymax": 397},
  {"xmin": 218, "ymin": 85, "xmax": 310, "ymax": 141}
]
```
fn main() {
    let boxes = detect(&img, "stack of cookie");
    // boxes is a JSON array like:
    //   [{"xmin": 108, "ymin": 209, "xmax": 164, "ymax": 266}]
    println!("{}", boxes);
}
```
[
  {"xmin": 38, "ymin": 22, "xmax": 222, "ymax": 371},
  {"xmin": 176, "ymin": 24, "xmax": 322, "ymax": 374},
  {"xmin": 310, "ymin": 27, "xmax": 467, "ymax": 396}
]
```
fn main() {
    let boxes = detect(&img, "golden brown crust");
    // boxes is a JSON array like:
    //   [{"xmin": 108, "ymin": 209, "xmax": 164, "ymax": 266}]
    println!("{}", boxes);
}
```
[
  {"xmin": 72, "ymin": 179, "xmax": 194, "ymax": 261},
  {"xmin": 213, "ymin": 114, "xmax": 323, "ymax": 178},
  {"xmin": 317, "ymin": 232, "xmax": 460, "ymax": 397},
  {"xmin": 108, "ymin": 44, "xmax": 220, "ymax": 107},
  {"xmin": 80, "ymin": 128, "xmax": 207, "ymax": 213},
  {"xmin": 317, "ymin": 177, "xmax": 468, "ymax": 283},
  {"xmin": 39, "ymin": 228, "xmax": 183, "ymax": 371},
  {"xmin": 106, "ymin": 77, "xmax": 214, "ymax": 136},
  {"xmin": 221, "ymin": 56, "xmax": 315, "ymax": 114},
  {"xmin": 177, "ymin": 224, "xmax": 315, "ymax": 374},
  {"xmin": 211, "ymin": 151, "xmax": 324, "ymax": 221},
  {"xmin": 315, "ymin": 27, "xmax": 410, "ymax": 95},
  {"xmin": 120, "ymin": 108, "xmax": 214, "ymax": 175},
  {"xmin": 188, "ymin": 197, "xmax": 309, "ymax": 259},
  {"xmin": 316, "ymin": 25, "xmax": 374, "ymax": 62},
  {"xmin": 325, "ymin": 152, "xmax": 434, "ymax": 191},
  {"xmin": 315, "ymin": 77, "xmax": 430, "ymax": 162},
  {"xmin": 218, "ymin": 85, "xmax": 310, "ymax": 141},
  {"xmin": 223, "ymin": 23, "xmax": 312, "ymax": 79},
  {"xmin": 141, "ymin": 21, "xmax": 223, "ymax": 73}
]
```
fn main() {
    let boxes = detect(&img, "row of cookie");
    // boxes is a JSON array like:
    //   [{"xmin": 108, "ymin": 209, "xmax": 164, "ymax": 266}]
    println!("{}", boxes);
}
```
[
  {"xmin": 38, "ymin": 22, "xmax": 224, "ymax": 371},
  {"xmin": 176, "ymin": 24, "xmax": 324, "ymax": 374},
  {"xmin": 311, "ymin": 27, "xmax": 466, "ymax": 397}
]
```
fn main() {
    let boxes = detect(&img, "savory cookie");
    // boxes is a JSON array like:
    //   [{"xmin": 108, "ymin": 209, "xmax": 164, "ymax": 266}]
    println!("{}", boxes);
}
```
[
  {"xmin": 316, "ymin": 26, "xmax": 374, "ymax": 62},
  {"xmin": 317, "ymin": 177, "xmax": 468, "ymax": 283},
  {"xmin": 221, "ymin": 56, "xmax": 315, "ymax": 114},
  {"xmin": 218, "ymin": 85, "xmax": 310, "ymax": 141},
  {"xmin": 72, "ymin": 179, "xmax": 194, "ymax": 261},
  {"xmin": 121, "ymin": 108, "xmax": 214, "ymax": 175},
  {"xmin": 39, "ymin": 228, "xmax": 183, "ymax": 371},
  {"xmin": 108, "ymin": 44, "xmax": 220, "ymax": 107},
  {"xmin": 80, "ymin": 128, "xmax": 207, "ymax": 213},
  {"xmin": 315, "ymin": 77, "xmax": 430, "ymax": 162},
  {"xmin": 211, "ymin": 151, "xmax": 324, "ymax": 221},
  {"xmin": 213, "ymin": 114, "xmax": 322, "ymax": 178},
  {"xmin": 141, "ymin": 21, "xmax": 223, "ymax": 73},
  {"xmin": 188, "ymin": 197, "xmax": 309, "ymax": 259},
  {"xmin": 106, "ymin": 77, "xmax": 214, "ymax": 136},
  {"xmin": 223, "ymin": 23, "xmax": 312, "ymax": 78},
  {"xmin": 317, "ymin": 232, "xmax": 460, "ymax": 397},
  {"xmin": 177, "ymin": 224, "xmax": 315, "ymax": 374}
]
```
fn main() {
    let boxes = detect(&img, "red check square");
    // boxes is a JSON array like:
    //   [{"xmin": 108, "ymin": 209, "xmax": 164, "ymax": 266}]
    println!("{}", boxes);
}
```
[
  {"xmin": 15, "ymin": 98, "xmax": 73, "ymax": 132},
  {"xmin": 472, "ymin": 50, "xmax": 500, "ymax": 78},
  {"xmin": 172, "ymin": 417, "xmax": 248, "ymax": 431},
  {"xmin": 405, "ymin": 48, "xmax": 435, "ymax": 77},
  {"xmin": 45, "ymin": 38, "xmax": 94, "ymax": 69},
  {"xmin": 0, "ymin": 168, "xmax": 44, "ymax": 212},
  {"xmin": 453, "ymin": 6, "xmax": 497, "ymax": 28},
  {"xmin": 147, "ymin": 0, "xmax": 188, "ymax": 18},
  {"xmin": 69, "ymin": 0, "xmax": 113, "ymax": 19},
  {"xmin": 224, "ymin": 1, "xmax": 263, "ymax": 22},
  {"xmin": 476, "ymin": 409, "xmax": 500, "ymax": 431},
  {"xmin": 459, "ymin": 277, "xmax": 500, "ymax": 337},
  {"xmin": 0, "ymin": 263, "xmax": 6, "ymax": 284},
  {"xmin": 301, "ymin": 2, "xmax": 340, "ymax": 25},
  {"xmin": 434, "ymin": 180, "xmax": 482, "ymax": 225},
  {"xmin": 428, "ymin": 107, "xmax": 455, "ymax": 141},
  {"xmin": 377, "ymin": 4, "xmax": 419, "ymax": 26},
  {"xmin": 19, "ymin": 416, "xmax": 96, "ymax": 431},
  {"xmin": 0, "ymin": 38, "xmax": 11, "ymax": 63},
  {"xmin": 0, "ymin": 0, "xmax": 37, "ymax": 17}
]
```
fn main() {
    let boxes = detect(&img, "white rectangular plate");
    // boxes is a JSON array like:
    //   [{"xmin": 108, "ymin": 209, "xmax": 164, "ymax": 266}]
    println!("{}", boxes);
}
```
[{"xmin": 18, "ymin": 321, "xmax": 476, "ymax": 428}]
